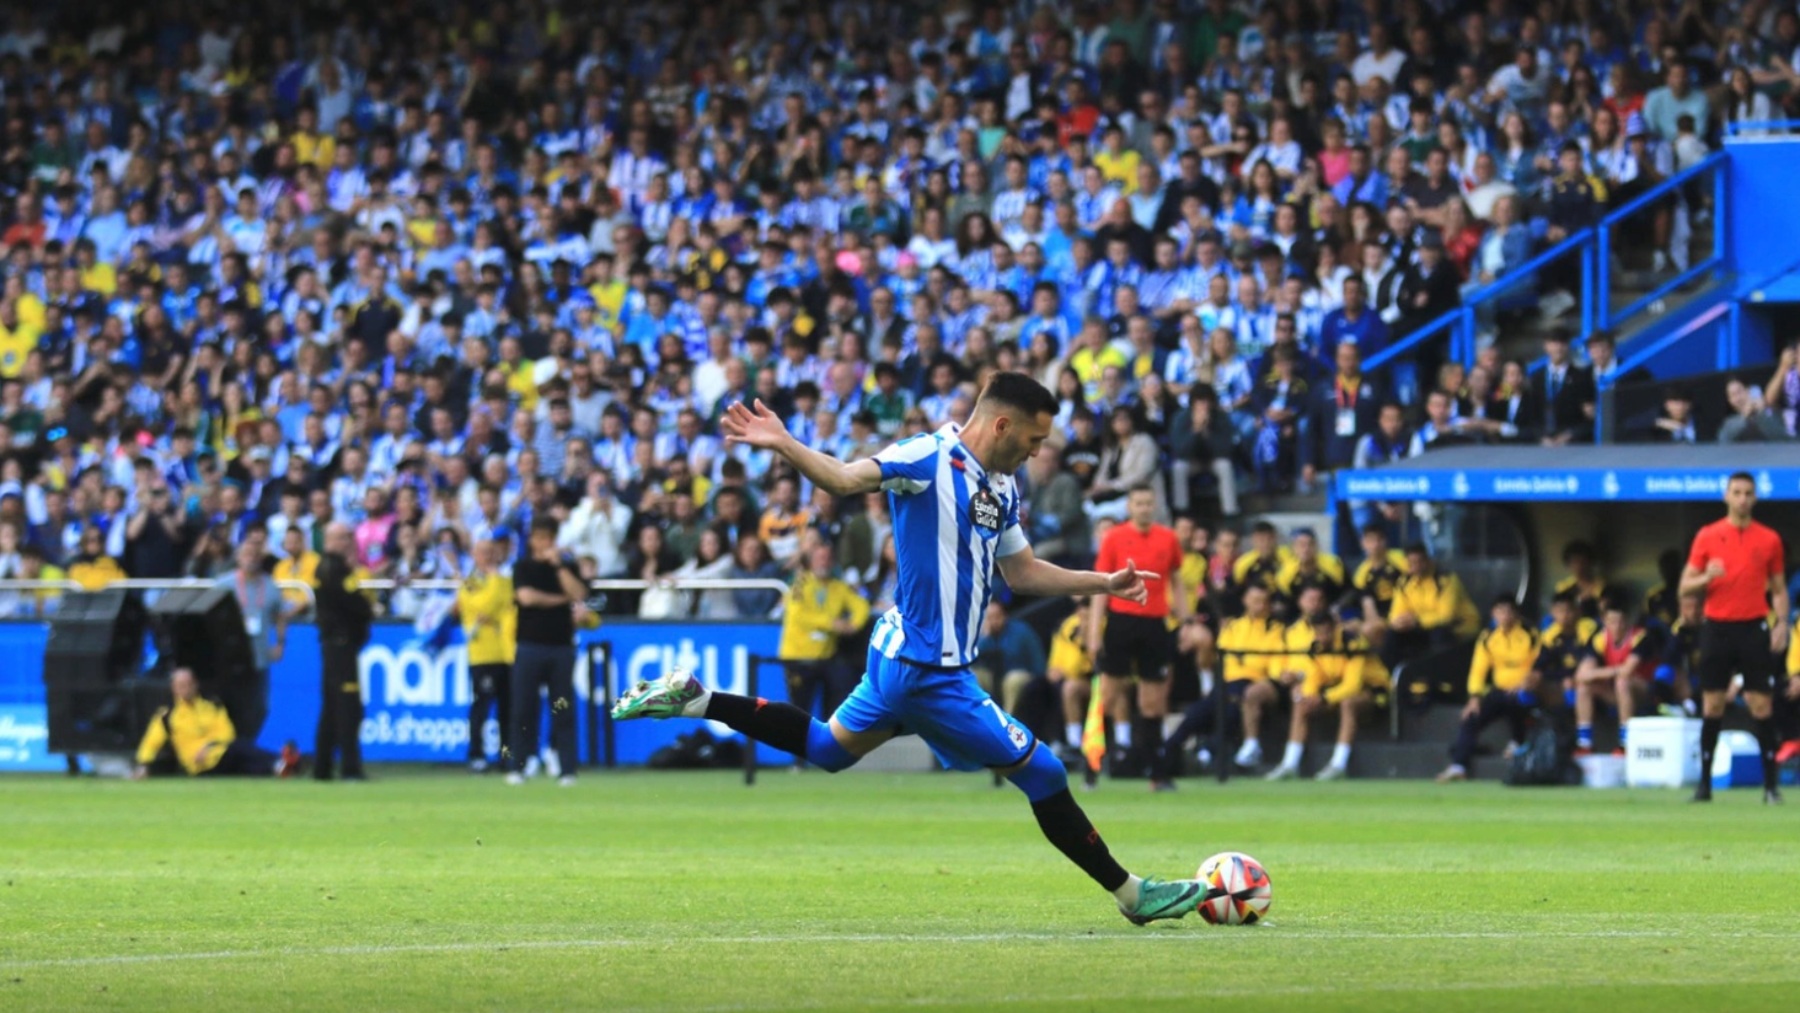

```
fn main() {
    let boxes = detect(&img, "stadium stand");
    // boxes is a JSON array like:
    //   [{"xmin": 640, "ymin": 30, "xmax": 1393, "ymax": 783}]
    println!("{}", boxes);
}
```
[{"xmin": 0, "ymin": 0, "xmax": 1796, "ymax": 778}]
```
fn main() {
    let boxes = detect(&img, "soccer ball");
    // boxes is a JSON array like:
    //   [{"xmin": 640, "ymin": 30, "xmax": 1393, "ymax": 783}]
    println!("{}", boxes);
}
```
[{"xmin": 1196, "ymin": 851, "xmax": 1272, "ymax": 925}]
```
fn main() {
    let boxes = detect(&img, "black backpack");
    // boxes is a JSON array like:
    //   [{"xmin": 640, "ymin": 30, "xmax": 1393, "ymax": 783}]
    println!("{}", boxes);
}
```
[{"xmin": 1504, "ymin": 722, "xmax": 1580, "ymax": 786}]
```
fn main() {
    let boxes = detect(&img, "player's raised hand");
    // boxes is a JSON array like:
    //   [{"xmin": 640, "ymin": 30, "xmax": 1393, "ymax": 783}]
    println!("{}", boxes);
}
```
[
  {"xmin": 720, "ymin": 399, "xmax": 789, "ymax": 450},
  {"xmin": 1105, "ymin": 557, "xmax": 1159, "ymax": 605}
]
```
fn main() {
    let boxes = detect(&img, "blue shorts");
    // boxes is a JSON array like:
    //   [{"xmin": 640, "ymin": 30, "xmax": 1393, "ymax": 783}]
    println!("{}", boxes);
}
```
[{"xmin": 833, "ymin": 645, "xmax": 1037, "ymax": 772}]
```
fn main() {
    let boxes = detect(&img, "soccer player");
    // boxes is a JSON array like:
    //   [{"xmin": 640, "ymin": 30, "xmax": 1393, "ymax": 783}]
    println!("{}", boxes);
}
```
[
  {"xmin": 1572, "ymin": 599, "xmax": 1655, "ymax": 756},
  {"xmin": 1437, "ymin": 597, "xmax": 1540, "ymax": 782},
  {"xmin": 612, "ymin": 374, "xmax": 1206, "ymax": 923},
  {"xmin": 1266, "ymin": 611, "xmax": 1387, "ymax": 781},
  {"xmin": 1087, "ymin": 485, "xmax": 1187, "ymax": 790},
  {"xmin": 1681, "ymin": 472, "xmax": 1789, "ymax": 804}
]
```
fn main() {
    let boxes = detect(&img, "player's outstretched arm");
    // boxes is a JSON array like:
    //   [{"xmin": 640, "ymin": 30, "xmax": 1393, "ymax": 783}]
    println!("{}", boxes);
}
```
[
  {"xmin": 998, "ymin": 543, "xmax": 1155, "ymax": 605},
  {"xmin": 720, "ymin": 399, "xmax": 883, "ymax": 497}
]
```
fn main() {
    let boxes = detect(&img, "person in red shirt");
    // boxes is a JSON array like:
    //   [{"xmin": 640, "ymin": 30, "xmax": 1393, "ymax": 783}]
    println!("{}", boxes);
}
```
[
  {"xmin": 1572, "ymin": 598, "xmax": 1655, "ymax": 755},
  {"xmin": 1087, "ymin": 485, "xmax": 1189, "ymax": 791},
  {"xmin": 1680, "ymin": 472, "xmax": 1790, "ymax": 803}
]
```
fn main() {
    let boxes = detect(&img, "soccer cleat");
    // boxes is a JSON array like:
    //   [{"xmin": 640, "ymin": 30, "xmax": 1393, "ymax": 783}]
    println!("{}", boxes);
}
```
[
  {"xmin": 1690, "ymin": 783, "xmax": 1713, "ymax": 803},
  {"xmin": 1314, "ymin": 764, "xmax": 1346, "ymax": 782},
  {"xmin": 469, "ymin": 758, "xmax": 489, "ymax": 774},
  {"xmin": 1434, "ymin": 765, "xmax": 1467, "ymax": 783},
  {"xmin": 558, "ymin": 775, "xmax": 578, "ymax": 788},
  {"xmin": 275, "ymin": 741, "xmax": 301, "ymax": 778},
  {"xmin": 542, "ymin": 748, "xmax": 563, "ymax": 779},
  {"xmin": 1148, "ymin": 779, "xmax": 1178, "ymax": 793},
  {"xmin": 504, "ymin": 772, "xmax": 526, "ymax": 786},
  {"xmin": 1119, "ymin": 877, "xmax": 1203, "ymax": 926},
  {"xmin": 1765, "ymin": 787, "xmax": 1784, "ymax": 805},
  {"xmin": 1263, "ymin": 765, "xmax": 1297, "ymax": 782},
  {"xmin": 610, "ymin": 669, "xmax": 708, "ymax": 720}
]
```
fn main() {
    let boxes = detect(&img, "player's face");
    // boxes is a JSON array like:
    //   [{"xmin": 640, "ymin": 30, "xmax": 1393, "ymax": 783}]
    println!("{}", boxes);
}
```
[
  {"xmin": 993, "ymin": 411, "xmax": 1054, "ymax": 472},
  {"xmin": 1726, "ymin": 478, "xmax": 1756, "ymax": 517},
  {"xmin": 1243, "ymin": 587, "xmax": 1269, "ymax": 618},
  {"xmin": 1491, "ymin": 604, "xmax": 1515, "ymax": 628},
  {"xmin": 1126, "ymin": 488, "xmax": 1156, "ymax": 528},
  {"xmin": 1680, "ymin": 595, "xmax": 1702, "ymax": 623}
]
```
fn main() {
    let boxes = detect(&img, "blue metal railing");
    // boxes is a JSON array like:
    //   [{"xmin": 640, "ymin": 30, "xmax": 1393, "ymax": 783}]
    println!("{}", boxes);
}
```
[
  {"xmin": 1356, "ymin": 151, "xmax": 1729, "ymax": 393},
  {"xmin": 1593, "ymin": 152, "xmax": 1728, "ymax": 331}
]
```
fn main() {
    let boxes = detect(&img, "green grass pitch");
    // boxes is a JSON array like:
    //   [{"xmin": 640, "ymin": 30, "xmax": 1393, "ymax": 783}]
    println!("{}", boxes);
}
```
[{"xmin": 2, "ymin": 769, "xmax": 1797, "ymax": 1012}]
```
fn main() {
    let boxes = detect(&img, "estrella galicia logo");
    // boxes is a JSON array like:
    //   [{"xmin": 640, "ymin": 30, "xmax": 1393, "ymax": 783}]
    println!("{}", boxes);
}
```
[
  {"xmin": 1602, "ymin": 471, "xmax": 1620, "ymax": 500},
  {"xmin": 1451, "ymin": 472, "xmax": 1470, "ymax": 499}
]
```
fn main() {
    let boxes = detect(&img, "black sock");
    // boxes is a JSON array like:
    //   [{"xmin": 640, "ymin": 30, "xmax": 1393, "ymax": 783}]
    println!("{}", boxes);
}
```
[
  {"xmin": 702, "ymin": 692, "xmax": 811, "ymax": 758},
  {"xmin": 1030, "ymin": 788, "xmax": 1130, "ymax": 892},
  {"xmin": 1755, "ymin": 717, "xmax": 1781, "ymax": 791},
  {"xmin": 1140, "ymin": 716, "xmax": 1168, "ymax": 780},
  {"xmin": 1700, "ymin": 717, "xmax": 1722, "ymax": 786}
]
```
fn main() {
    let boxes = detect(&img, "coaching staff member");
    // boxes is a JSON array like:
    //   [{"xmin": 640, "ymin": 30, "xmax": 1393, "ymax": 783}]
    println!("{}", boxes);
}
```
[
  {"xmin": 1680, "ymin": 472, "xmax": 1789, "ymax": 803},
  {"xmin": 508, "ymin": 517, "xmax": 590, "ymax": 786},
  {"xmin": 1087, "ymin": 484, "xmax": 1189, "ymax": 790},
  {"xmin": 315, "ymin": 523, "xmax": 374, "ymax": 781}
]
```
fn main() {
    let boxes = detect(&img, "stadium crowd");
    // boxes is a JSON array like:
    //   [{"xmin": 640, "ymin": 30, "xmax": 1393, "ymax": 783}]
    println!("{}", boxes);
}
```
[{"xmin": 0, "ymin": 0, "xmax": 1796, "ymax": 755}]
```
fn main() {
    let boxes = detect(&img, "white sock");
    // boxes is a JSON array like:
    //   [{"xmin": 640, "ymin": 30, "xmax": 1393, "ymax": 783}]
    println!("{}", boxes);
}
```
[
  {"xmin": 1235, "ymin": 737, "xmax": 1261, "ymax": 763},
  {"xmin": 680, "ymin": 684, "xmax": 712, "ymax": 718},
  {"xmin": 1330, "ymin": 742, "xmax": 1351, "ymax": 770},
  {"xmin": 1114, "ymin": 722, "xmax": 1132, "ymax": 748},
  {"xmin": 1112, "ymin": 873, "xmax": 1144, "ymax": 909},
  {"xmin": 1281, "ymin": 740, "xmax": 1304, "ymax": 769},
  {"xmin": 1065, "ymin": 722, "xmax": 1082, "ymax": 747}
]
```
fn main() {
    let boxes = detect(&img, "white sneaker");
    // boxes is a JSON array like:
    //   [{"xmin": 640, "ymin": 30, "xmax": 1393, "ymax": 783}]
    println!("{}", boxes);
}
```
[
  {"xmin": 1234, "ymin": 741, "xmax": 1262, "ymax": 767},
  {"xmin": 469, "ymin": 758, "xmax": 489, "ymax": 773},
  {"xmin": 504, "ymin": 772, "xmax": 525, "ymax": 786},
  {"xmin": 542, "ymin": 749, "xmax": 562, "ymax": 779},
  {"xmin": 1314, "ymin": 764, "xmax": 1347, "ymax": 782},
  {"xmin": 557, "ymin": 775, "xmax": 577, "ymax": 788},
  {"xmin": 523, "ymin": 756, "xmax": 542, "ymax": 779},
  {"xmin": 1264, "ymin": 764, "xmax": 1297, "ymax": 781}
]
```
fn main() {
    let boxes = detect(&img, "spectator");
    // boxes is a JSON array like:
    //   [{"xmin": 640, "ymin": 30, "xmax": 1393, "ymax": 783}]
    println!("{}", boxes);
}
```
[
  {"xmin": 778, "ymin": 542, "xmax": 870, "ymax": 722},
  {"xmin": 1642, "ymin": 63, "xmax": 1711, "ymax": 144},
  {"xmin": 67, "ymin": 526, "xmax": 125, "ymax": 590},
  {"xmin": 729, "ymin": 536, "xmax": 783, "ymax": 618},
  {"xmin": 1540, "ymin": 331, "xmax": 1597, "ymax": 446},
  {"xmin": 1085, "ymin": 407, "xmax": 1165, "ymax": 522},
  {"xmin": 131, "ymin": 668, "xmax": 277, "ymax": 779},
  {"xmin": 1026, "ymin": 445, "xmax": 1090, "ymax": 565},
  {"xmin": 1170, "ymin": 384, "xmax": 1241, "ymax": 519},
  {"xmin": 1385, "ymin": 543, "xmax": 1480, "ymax": 670},
  {"xmin": 1646, "ymin": 386, "xmax": 1700, "ymax": 444},
  {"xmin": 1763, "ymin": 342, "xmax": 1800, "ymax": 438},
  {"xmin": 1718, "ymin": 378, "xmax": 1791, "ymax": 443},
  {"xmin": 974, "ymin": 599, "xmax": 1048, "ymax": 720}
]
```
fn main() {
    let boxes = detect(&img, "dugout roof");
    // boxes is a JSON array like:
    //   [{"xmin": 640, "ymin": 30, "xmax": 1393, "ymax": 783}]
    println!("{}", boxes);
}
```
[{"xmin": 1334, "ymin": 445, "xmax": 1800, "ymax": 503}]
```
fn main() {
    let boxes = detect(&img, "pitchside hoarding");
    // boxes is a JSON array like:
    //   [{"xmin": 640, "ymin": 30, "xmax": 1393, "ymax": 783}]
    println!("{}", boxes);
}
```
[{"xmin": 0, "ymin": 620, "xmax": 787, "ymax": 771}]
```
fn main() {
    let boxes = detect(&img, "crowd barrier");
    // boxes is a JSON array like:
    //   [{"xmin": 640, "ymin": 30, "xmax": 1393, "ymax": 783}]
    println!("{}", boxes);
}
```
[{"xmin": 0, "ymin": 619, "xmax": 788, "ymax": 772}]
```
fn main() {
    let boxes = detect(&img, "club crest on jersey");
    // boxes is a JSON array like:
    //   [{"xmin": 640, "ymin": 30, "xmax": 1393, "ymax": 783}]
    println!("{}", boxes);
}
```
[{"xmin": 970, "ymin": 489, "xmax": 1002, "ymax": 531}]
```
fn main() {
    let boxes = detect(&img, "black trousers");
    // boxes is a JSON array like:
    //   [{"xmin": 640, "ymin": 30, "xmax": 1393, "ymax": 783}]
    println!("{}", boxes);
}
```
[
  {"xmin": 1450, "ymin": 689, "xmax": 1533, "ymax": 769},
  {"xmin": 510, "ymin": 642, "xmax": 577, "ymax": 775},
  {"xmin": 147, "ymin": 740, "xmax": 276, "ymax": 777},
  {"xmin": 237, "ymin": 667, "xmax": 270, "ymax": 745},
  {"xmin": 468, "ymin": 662, "xmax": 512, "ymax": 762},
  {"xmin": 784, "ymin": 658, "xmax": 854, "ymax": 720},
  {"xmin": 315, "ymin": 638, "xmax": 365, "ymax": 779}
]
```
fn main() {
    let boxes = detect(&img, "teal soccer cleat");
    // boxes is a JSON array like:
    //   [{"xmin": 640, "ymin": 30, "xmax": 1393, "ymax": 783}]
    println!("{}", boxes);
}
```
[
  {"xmin": 610, "ymin": 669, "xmax": 708, "ymax": 721},
  {"xmin": 1119, "ymin": 877, "xmax": 1203, "ymax": 925}
]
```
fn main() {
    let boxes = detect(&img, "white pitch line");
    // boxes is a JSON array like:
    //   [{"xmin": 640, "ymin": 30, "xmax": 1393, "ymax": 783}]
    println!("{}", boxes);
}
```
[{"xmin": 7, "ymin": 927, "xmax": 1800, "ymax": 971}]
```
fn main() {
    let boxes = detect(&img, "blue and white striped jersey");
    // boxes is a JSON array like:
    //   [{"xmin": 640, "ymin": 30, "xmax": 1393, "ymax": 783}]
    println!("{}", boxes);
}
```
[{"xmin": 868, "ymin": 426, "xmax": 1029, "ymax": 669}]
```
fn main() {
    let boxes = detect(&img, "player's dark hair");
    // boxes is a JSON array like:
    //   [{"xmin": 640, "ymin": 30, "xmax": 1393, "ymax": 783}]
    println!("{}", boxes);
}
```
[
  {"xmin": 1550, "ymin": 589, "xmax": 1578, "ymax": 607},
  {"xmin": 1727, "ymin": 471, "xmax": 1755, "ymax": 489},
  {"xmin": 1252, "ymin": 521, "xmax": 1277, "ymax": 537},
  {"xmin": 1127, "ymin": 483, "xmax": 1154, "ymax": 496},
  {"xmin": 529, "ymin": 517, "xmax": 559, "ymax": 539},
  {"xmin": 1561, "ymin": 539, "xmax": 1595, "ymax": 564},
  {"xmin": 1360, "ymin": 520, "xmax": 1388, "ymax": 537},
  {"xmin": 975, "ymin": 370, "xmax": 1057, "ymax": 418},
  {"xmin": 1491, "ymin": 595, "xmax": 1517, "ymax": 610},
  {"xmin": 1403, "ymin": 542, "xmax": 1429, "ymax": 556}
]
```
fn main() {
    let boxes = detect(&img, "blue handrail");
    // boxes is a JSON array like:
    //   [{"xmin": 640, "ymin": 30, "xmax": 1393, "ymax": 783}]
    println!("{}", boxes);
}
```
[
  {"xmin": 1599, "ymin": 152, "xmax": 1725, "ymax": 225},
  {"xmin": 1360, "ymin": 305, "xmax": 1464, "ymax": 372}
]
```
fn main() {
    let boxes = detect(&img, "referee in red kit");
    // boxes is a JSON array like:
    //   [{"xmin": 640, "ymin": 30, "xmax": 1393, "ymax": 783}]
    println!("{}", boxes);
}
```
[
  {"xmin": 1680, "ymin": 472, "xmax": 1790, "ymax": 804},
  {"xmin": 1087, "ymin": 485, "xmax": 1189, "ymax": 791}
]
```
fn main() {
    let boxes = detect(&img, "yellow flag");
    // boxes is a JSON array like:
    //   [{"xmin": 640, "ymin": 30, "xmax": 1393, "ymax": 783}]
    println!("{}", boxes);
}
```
[{"xmin": 1080, "ymin": 676, "xmax": 1106, "ymax": 773}]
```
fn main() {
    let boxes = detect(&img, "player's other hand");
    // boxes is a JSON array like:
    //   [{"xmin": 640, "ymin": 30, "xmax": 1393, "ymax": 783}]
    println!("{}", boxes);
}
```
[
  {"xmin": 1772, "ymin": 619, "xmax": 1790, "ymax": 655},
  {"xmin": 1105, "ymin": 557, "xmax": 1157, "ymax": 604},
  {"xmin": 1705, "ymin": 559, "xmax": 1726, "ymax": 579},
  {"xmin": 1786, "ymin": 675, "xmax": 1800, "ymax": 701},
  {"xmin": 720, "ymin": 400, "xmax": 790, "ymax": 450},
  {"xmin": 1461, "ymin": 696, "xmax": 1482, "ymax": 719}
]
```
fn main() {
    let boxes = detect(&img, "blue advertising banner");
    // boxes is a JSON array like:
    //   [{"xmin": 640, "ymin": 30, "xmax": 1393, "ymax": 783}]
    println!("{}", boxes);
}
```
[
  {"xmin": 1336, "ymin": 466, "xmax": 1800, "ymax": 503},
  {"xmin": 0, "ymin": 619, "xmax": 787, "ymax": 770}
]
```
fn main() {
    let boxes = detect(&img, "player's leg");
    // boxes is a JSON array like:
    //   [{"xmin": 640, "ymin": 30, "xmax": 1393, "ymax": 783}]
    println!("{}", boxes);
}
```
[
  {"xmin": 1315, "ymin": 693, "xmax": 1365, "ymax": 780},
  {"xmin": 1134, "ymin": 628, "xmax": 1174, "ymax": 789},
  {"xmin": 1440, "ymin": 689, "xmax": 1504, "ymax": 781},
  {"xmin": 1693, "ymin": 624, "xmax": 1737, "ymax": 801},
  {"xmin": 1612, "ymin": 673, "xmax": 1641, "ymax": 754},
  {"xmin": 907, "ymin": 668, "xmax": 1202, "ymax": 923},
  {"xmin": 611, "ymin": 654, "xmax": 894, "ymax": 771},
  {"xmin": 1098, "ymin": 672, "xmax": 1132, "ymax": 764},
  {"xmin": 1267, "ymin": 687, "xmax": 1313, "ymax": 780},
  {"xmin": 1059, "ymin": 674, "xmax": 1088, "ymax": 754},
  {"xmin": 1573, "ymin": 659, "xmax": 1604, "ymax": 753},
  {"xmin": 1744, "ymin": 690, "xmax": 1782, "ymax": 801},
  {"xmin": 1236, "ymin": 678, "xmax": 1276, "ymax": 766}
]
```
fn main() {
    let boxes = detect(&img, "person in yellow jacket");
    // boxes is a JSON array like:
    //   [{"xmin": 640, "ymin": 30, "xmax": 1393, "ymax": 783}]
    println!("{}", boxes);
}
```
[
  {"xmin": 1048, "ymin": 605, "xmax": 1097, "ymax": 759},
  {"xmin": 1274, "ymin": 529, "xmax": 1346, "ymax": 611},
  {"xmin": 1385, "ymin": 544, "xmax": 1480, "ymax": 670},
  {"xmin": 131, "ymin": 668, "xmax": 277, "ymax": 777},
  {"xmin": 778, "ymin": 542, "xmax": 870, "ymax": 719},
  {"xmin": 273, "ymin": 526, "xmax": 321, "ymax": 616},
  {"xmin": 1266, "ymin": 612, "xmax": 1389, "ymax": 781},
  {"xmin": 455, "ymin": 539, "xmax": 517, "ymax": 773},
  {"xmin": 66, "ymin": 528, "xmax": 126, "ymax": 590},
  {"xmin": 1437, "ymin": 597, "xmax": 1541, "ymax": 782},
  {"xmin": 1161, "ymin": 583, "xmax": 1287, "ymax": 773}
]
